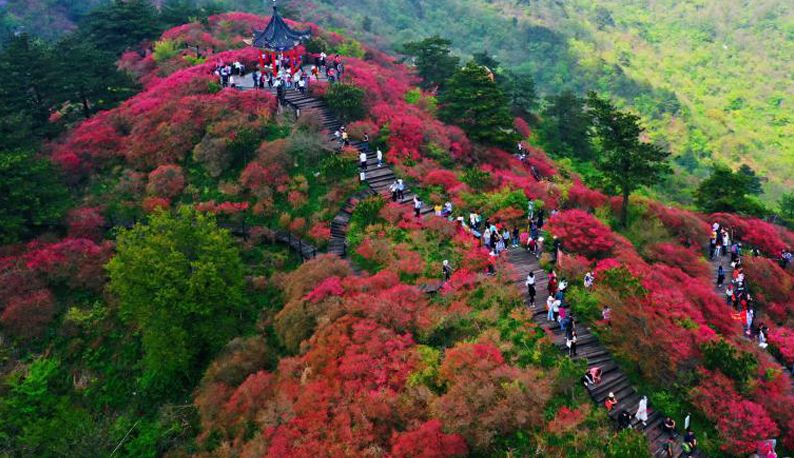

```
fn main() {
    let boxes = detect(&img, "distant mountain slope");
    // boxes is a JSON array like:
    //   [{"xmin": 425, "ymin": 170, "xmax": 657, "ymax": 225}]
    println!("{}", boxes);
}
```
[{"xmin": 292, "ymin": 0, "xmax": 794, "ymax": 203}]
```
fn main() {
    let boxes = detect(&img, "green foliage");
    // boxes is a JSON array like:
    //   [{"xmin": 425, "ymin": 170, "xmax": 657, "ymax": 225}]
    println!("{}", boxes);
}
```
[
  {"xmin": 499, "ymin": 70, "xmax": 538, "ymax": 118},
  {"xmin": 598, "ymin": 266, "xmax": 647, "ymax": 299},
  {"xmin": 54, "ymin": 34, "xmax": 139, "ymax": 119},
  {"xmin": 606, "ymin": 428, "xmax": 650, "ymax": 457},
  {"xmin": 567, "ymin": 285, "xmax": 601, "ymax": 323},
  {"xmin": 701, "ymin": 338, "xmax": 758, "ymax": 389},
  {"xmin": 400, "ymin": 35, "xmax": 460, "ymax": 89},
  {"xmin": 695, "ymin": 164, "xmax": 769, "ymax": 217},
  {"xmin": 460, "ymin": 167, "xmax": 493, "ymax": 191},
  {"xmin": 324, "ymin": 83, "xmax": 366, "ymax": 122},
  {"xmin": 439, "ymin": 62, "xmax": 518, "ymax": 148},
  {"xmin": 78, "ymin": 0, "xmax": 163, "ymax": 55},
  {"xmin": 152, "ymin": 39, "xmax": 181, "ymax": 62},
  {"xmin": 538, "ymin": 90, "xmax": 593, "ymax": 161},
  {"xmin": 497, "ymin": 312, "xmax": 546, "ymax": 368},
  {"xmin": 0, "ymin": 150, "xmax": 71, "ymax": 244},
  {"xmin": 587, "ymin": 92, "xmax": 671, "ymax": 226},
  {"xmin": 107, "ymin": 206, "xmax": 247, "ymax": 401},
  {"xmin": 407, "ymin": 345, "xmax": 442, "ymax": 391}
]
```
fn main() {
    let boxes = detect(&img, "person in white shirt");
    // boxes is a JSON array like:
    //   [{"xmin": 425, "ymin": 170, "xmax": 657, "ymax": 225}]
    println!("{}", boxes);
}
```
[
  {"xmin": 584, "ymin": 271, "xmax": 594, "ymax": 288},
  {"xmin": 525, "ymin": 271, "xmax": 536, "ymax": 305},
  {"xmin": 376, "ymin": 148, "xmax": 383, "ymax": 167},
  {"xmin": 359, "ymin": 151, "xmax": 368, "ymax": 171}
]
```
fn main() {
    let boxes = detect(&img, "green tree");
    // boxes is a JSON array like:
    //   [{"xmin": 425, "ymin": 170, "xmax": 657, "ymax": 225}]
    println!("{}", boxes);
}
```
[
  {"xmin": 325, "ymin": 83, "xmax": 366, "ymax": 122},
  {"xmin": 0, "ymin": 34, "xmax": 59, "ymax": 150},
  {"xmin": 587, "ymin": 92, "xmax": 671, "ymax": 227},
  {"xmin": 107, "ymin": 207, "xmax": 246, "ymax": 400},
  {"xmin": 499, "ymin": 70, "xmax": 537, "ymax": 119},
  {"xmin": 0, "ymin": 150, "xmax": 70, "ymax": 244},
  {"xmin": 472, "ymin": 51, "xmax": 500, "ymax": 70},
  {"xmin": 539, "ymin": 90, "xmax": 592, "ymax": 161},
  {"xmin": 737, "ymin": 164, "xmax": 763, "ymax": 195},
  {"xmin": 78, "ymin": 0, "xmax": 162, "ymax": 55},
  {"xmin": 400, "ymin": 35, "xmax": 460, "ymax": 89},
  {"xmin": 438, "ymin": 61, "xmax": 517, "ymax": 148},
  {"xmin": 694, "ymin": 165, "xmax": 768, "ymax": 216},
  {"xmin": 779, "ymin": 192, "xmax": 794, "ymax": 221},
  {"xmin": 55, "ymin": 35, "xmax": 138, "ymax": 119}
]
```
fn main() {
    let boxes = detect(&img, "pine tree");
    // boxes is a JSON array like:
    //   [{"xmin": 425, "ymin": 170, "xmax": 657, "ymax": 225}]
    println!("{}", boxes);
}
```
[
  {"xmin": 586, "ymin": 92, "xmax": 671, "ymax": 227},
  {"xmin": 78, "ymin": 0, "xmax": 162, "ymax": 55},
  {"xmin": 438, "ymin": 61, "xmax": 518, "ymax": 148},
  {"xmin": 400, "ymin": 35, "xmax": 460, "ymax": 90},
  {"xmin": 539, "ymin": 90, "xmax": 592, "ymax": 160}
]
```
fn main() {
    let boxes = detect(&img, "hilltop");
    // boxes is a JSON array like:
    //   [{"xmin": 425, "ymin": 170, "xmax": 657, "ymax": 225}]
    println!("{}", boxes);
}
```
[{"xmin": 1, "ymin": 10, "xmax": 794, "ymax": 458}]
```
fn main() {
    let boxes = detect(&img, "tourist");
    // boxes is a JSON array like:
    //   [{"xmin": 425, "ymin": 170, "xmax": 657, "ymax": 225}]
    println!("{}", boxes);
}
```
[
  {"xmin": 605, "ymin": 392, "xmax": 618, "ymax": 411},
  {"xmin": 546, "ymin": 295, "xmax": 555, "ymax": 321},
  {"xmin": 527, "ymin": 200, "xmax": 535, "ymax": 220},
  {"xmin": 663, "ymin": 416, "xmax": 677, "ymax": 437},
  {"xmin": 635, "ymin": 396, "xmax": 648, "ymax": 427},
  {"xmin": 682, "ymin": 429, "xmax": 697, "ymax": 458},
  {"xmin": 584, "ymin": 271, "xmax": 594, "ymax": 288},
  {"xmin": 759, "ymin": 324, "xmax": 769, "ymax": 349},
  {"xmin": 397, "ymin": 179, "xmax": 405, "ymax": 201},
  {"xmin": 442, "ymin": 260, "xmax": 453, "ymax": 282},
  {"xmin": 582, "ymin": 366, "xmax": 602, "ymax": 387},
  {"xmin": 552, "ymin": 236, "xmax": 562, "ymax": 264},
  {"xmin": 434, "ymin": 203, "xmax": 442, "ymax": 216},
  {"xmin": 525, "ymin": 271, "xmax": 536, "ymax": 306},
  {"xmin": 376, "ymin": 148, "xmax": 383, "ymax": 167},
  {"xmin": 725, "ymin": 283, "xmax": 734, "ymax": 306},
  {"xmin": 552, "ymin": 298, "xmax": 561, "ymax": 322},
  {"xmin": 527, "ymin": 237, "xmax": 537, "ymax": 256},
  {"xmin": 487, "ymin": 249, "xmax": 497, "ymax": 275},
  {"xmin": 618, "ymin": 410, "xmax": 632, "ymax": 429},
  {"xmin": 602, "ymin": 305, "xmax": 612, "ymax": 326},
  {"xmin": 663, "ymin": 436, "xmax": 676, "ymax": 458},
  {"xmin": 716, "ymin": 264, "xmax": 725, "ymax": 288},
  {"xmin": 442, "ymin": 202, "xmax": 453, "ymax": 217},
  {"xmin": 512, "ymin": 226, "xmax": 519, "ymax": 247},
  {"xmin": 359, "ymin": 150, "xmax": 367, "ymax": 171},
  {"xmin": 567, "ymin": 329, "xmax": 577, "ymax": 357},
  {"xmin": 389, "ymin": 180, "xmax": 398, "ymax": 202},
  {"xmin": 359, "ymin": 170, "xmax": 366, "ymax": 182},
  {"xmin": 413, "ymin": 195, "xmax": 422, "ymax": 217}
]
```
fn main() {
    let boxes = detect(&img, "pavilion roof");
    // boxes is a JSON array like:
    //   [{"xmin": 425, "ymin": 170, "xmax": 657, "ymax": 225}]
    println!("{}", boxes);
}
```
[{"xmin": 252, "ymin": 1, "xmax": 312, "ymax": 52}]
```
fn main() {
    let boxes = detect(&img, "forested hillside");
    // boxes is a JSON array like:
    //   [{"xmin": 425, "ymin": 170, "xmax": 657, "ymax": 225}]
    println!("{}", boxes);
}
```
[{"xmin": 291, "ymin": 0, "xmax": 794, "ymax": 205}]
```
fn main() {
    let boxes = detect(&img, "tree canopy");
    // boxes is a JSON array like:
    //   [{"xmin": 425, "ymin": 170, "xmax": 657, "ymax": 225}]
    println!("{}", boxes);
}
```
[
  {"xmin": 400, "ymin": 35, "xmax": 460, "ymax": 90},
  {"xmin": 539, "ymin": 90, "xmax": 593, "ymax": 161},
  {"xmin": 695, "ymin": 165, "xmax": 768, "ymax": 217},
  {"xmin": 439, "ymin": 61, "xmax": 517, "ymax": 148},
  {"xmin": 586, "ymin": 92, "xmax": 671, "ymax": 226},
  {"xmin": 107, "ymin": 207, "xmax": 247, "ymax": 400},
  {"xmin": 0, "ymin": 150, "xmax": 71, "ymax": 244}
]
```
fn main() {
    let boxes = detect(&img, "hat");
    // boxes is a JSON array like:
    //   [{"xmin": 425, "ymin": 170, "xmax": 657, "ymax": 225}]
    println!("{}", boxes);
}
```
[{"xmin": 608, "ymin": 392, "xmax": 615, "ymax": 398}]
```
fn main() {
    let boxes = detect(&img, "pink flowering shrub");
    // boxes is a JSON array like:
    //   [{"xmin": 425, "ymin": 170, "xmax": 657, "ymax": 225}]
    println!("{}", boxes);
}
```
[{"xmin": 547, "ymin": 210, "xmax": 616, "ymax": 258}]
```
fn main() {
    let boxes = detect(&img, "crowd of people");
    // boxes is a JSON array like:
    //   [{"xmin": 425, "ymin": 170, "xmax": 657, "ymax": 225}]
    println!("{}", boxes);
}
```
[{"xmin": 711, "ymin": 222, "xmax": 794, "ymax": 379}]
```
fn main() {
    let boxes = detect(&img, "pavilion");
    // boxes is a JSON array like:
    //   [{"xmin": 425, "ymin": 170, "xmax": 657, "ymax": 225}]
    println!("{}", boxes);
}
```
[{"xmin": 252, "ymin": 0, "xmax": 312, "ymax": 73}]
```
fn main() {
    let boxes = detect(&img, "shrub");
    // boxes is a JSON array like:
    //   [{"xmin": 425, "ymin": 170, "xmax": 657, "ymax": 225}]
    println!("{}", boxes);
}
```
[
  {"xmin": 701, "ymin": 338, "xmax": 758, "ymax": 388},
  {"xmin": 0, "ymin": 289, "xmax": 57, "ymax": 340},
  {"xmin": 325, "ymin": 83, "xmax": 366, "ymax": 122},
  {"xmin": 547, "ymin": 210, "xmax": 616, "ymax": 258},
  {"xmin": 146, "ymin": 164, "xmax": 185, "ymax": 198}
]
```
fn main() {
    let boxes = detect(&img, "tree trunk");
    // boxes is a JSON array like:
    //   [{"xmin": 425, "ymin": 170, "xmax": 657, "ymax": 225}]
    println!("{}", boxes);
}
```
[
  {"xmin": 621, "ymin": 186, "xmax": 630, "ymax": 227},
  {"xmin": 81, "ymin": 92, "xmax": 91, "ymax": 119}
]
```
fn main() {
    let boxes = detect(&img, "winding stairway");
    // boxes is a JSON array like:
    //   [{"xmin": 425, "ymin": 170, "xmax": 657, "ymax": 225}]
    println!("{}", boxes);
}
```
[{"xmin": 240, "ymin": 79, "xmax": 692, "ymax": 456}]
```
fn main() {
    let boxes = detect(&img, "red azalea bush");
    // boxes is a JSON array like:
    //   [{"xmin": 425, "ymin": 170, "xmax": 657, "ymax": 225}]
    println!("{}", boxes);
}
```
[
  {"xmin": 565, "ymin": 181, "xmax": 607, "ymax": 210},
  {"xmin": 645, "ymin": 200, "xmax": 710, "ymax": 246},
  {"xmin": 692, "ymin": 370, "xmax": 780, "ymax": 455},
  {"xmin": 146, "ymin": 164, "xmax": 185, "ymax": 198},
  {"xmin": 742, "ymin": 256, "xmax": 792, "ymax": 306},
  {"xmin": 644, "ymin": 242, "xmax": 711, "ymax": 279},
  {"xmin": 0, "ymin": 289, "xmax": 57, "ymax": 340},
  {"xmin": 66, "ymin": 206, "xmax": 106, "ymax": 241},
  {"xmin": 768, "ymin": 326, "xmax": 794, "ymax": 365},
  {"xmin": 390, "ymin": 420, "xmax": 468, "ymax": 458},
  {"xmin": 547, "ymin": 210, "xmax": 616, "ymax": 258}
]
